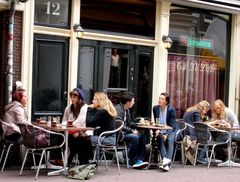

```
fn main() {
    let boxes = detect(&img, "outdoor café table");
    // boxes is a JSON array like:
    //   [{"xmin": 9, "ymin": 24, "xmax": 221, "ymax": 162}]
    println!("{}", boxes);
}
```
[
  {"xmin": 136, "ymin": 123, "xmax": 172, "ymax": 169},
  {"xmin": 33, "ymin": 122, "xmax": 94, "ymax": 175},
  {"xmin": 212, "ymin": 125, "xmax": 240, "ymax": 167}
]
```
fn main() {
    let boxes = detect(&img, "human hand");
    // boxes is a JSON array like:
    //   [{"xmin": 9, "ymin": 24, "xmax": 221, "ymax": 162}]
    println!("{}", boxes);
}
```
[
  {"xmin": 88, "ymin": 104, "xmax": 95, "ymax": 108},
  {"xmin": 155, "ymin": 129, "xmax": 160, "ymax": 136},
  {"xmin": 132, "ymin": 129, "xmax": 138, "ymax": 134}
]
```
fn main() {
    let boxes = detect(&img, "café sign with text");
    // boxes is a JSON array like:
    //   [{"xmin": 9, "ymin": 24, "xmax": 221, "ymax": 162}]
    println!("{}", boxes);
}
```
[{"xmin": 180, "ymin": 36, "xmax": 213, "ymax": 49}]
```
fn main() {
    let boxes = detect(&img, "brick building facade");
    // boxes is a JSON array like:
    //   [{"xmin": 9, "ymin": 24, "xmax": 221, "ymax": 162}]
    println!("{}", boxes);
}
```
[{"xmin": 0, "ymin": 11, "xmax": 22, "ymax": 118}]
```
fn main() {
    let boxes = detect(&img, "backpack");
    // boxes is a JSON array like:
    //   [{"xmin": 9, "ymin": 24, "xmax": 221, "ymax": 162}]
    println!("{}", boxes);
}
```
[{"xmin": 67, "ymin": 162, "xmax": 97, "ymax": 180}]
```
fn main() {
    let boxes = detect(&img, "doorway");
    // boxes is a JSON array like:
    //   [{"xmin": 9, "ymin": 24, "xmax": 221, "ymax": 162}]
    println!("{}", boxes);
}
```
[
  {"xmin": 32, "ymin": 34, "xmax": 69, "ymax": 120},
  {"xmin": 77, "ymin": 40, "xmax": 153, "ymax": 118}
]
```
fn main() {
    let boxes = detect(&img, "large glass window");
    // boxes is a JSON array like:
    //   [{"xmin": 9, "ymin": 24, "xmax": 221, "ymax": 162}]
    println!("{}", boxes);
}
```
[
  {"xmin": 34, "ymin": 0, "xmax": 71, "ymax": 28},
  {"xmin": 168, "ymin": 7, "xmax": 230, "ymax": 118},
  {"xmin": 80, "ymin": 0, "xmax": 155, "ymax": 37}
]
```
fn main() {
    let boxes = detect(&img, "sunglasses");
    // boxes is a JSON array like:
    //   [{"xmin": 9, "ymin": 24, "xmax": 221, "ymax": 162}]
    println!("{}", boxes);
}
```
[{"xmin": 70, "ymin": 93, "xmax": 79, "ymax": 97}]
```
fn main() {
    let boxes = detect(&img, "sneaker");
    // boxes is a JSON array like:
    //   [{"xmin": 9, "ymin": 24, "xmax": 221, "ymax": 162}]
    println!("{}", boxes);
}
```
[
  {"xmin": 133, "ymin": 160, "xmax": 149, "ymax": 169},
  {"xmin": 159, "ymin": 164, "xmax": 170, "ymax": 172},
  {"xmin": 162, "ymin": 157, "xmax": 171, "ymax": 166},
  {"xmin": 197, "ymin": 158, "xmax": 208, "ymax": 165}
]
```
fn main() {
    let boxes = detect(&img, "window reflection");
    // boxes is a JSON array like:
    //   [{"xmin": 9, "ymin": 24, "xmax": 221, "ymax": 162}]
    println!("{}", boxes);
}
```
[{"xmin": 108, "ymin": 48, "xmax": 128, "ymax": 89}]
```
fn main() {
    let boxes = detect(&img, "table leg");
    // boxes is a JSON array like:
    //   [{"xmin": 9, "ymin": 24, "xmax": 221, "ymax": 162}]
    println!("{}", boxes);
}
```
[
  {"xmin": 217, "ymin": 134, "xmax": 240, "ymax": 167},
  {"xmin": 47, "ymin": 131, "xmax": 68, "ymax": 176},
  {"xmin": 147, "ymin": 130, "xmax": 159, "ymax": 169}
]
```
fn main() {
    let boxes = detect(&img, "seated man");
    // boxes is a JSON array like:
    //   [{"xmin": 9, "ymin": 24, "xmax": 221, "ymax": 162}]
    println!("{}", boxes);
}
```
[
  {"xmin": 115, "ymin": 91, "xmax": 148, "ymax": 169},
  {"xmin": 153, "ymin": 93, "xmax": 179, "ymax": 172}
]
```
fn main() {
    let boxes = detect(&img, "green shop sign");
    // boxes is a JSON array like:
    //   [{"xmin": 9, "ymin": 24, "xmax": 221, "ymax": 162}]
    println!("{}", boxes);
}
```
[{"xmin": 180, "ymin": 36, "xmax": 213, "ymax": 49}]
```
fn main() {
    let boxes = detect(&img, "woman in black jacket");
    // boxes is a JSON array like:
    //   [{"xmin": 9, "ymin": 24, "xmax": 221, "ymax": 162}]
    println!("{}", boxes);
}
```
[{"xmin": 76, "ymin": 92, "xmax": 117, "ymax": 164}]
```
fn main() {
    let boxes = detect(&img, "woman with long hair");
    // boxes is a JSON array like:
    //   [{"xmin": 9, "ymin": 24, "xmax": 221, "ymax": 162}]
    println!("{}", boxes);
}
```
[
  {"xmin": 76, "ymin": 92, "xmax": 117, "ymax": 164},
  {"xmin": 183, "ymin": 100, "xmax": 210, "ymax": 139},
  {"xmin": 209, "ymin": 99, "xmax": 240, "ymax": 140},
  {"xmin": 183, "ymin": 100, "xmax": 210, "ymax": 164},
  {"xmin": 61, "ymin": 88, "xmax": 88, "ymax": 166}
]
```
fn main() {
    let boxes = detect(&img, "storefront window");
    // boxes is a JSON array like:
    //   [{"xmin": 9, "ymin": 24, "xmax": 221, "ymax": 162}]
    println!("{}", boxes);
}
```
[
  {"xmin": 80, "ymin": 0, "xmax": 155, "ymax": 37},
  {"xmin": 34, "ymin": 0, "xmax": 71, "ymax": 28},
  {"xmin": 168, "ymin": 7, "xmax": 230, "ymax": 118}
]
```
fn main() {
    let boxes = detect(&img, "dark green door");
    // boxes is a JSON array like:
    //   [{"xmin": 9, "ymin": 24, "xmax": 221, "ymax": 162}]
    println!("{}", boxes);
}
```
[{"xmin": 32, "ymin": 34, "xmax": 69, "ymax": 120}]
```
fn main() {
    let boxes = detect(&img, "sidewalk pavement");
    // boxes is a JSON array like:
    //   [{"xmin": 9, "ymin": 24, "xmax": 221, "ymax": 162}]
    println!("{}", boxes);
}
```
[{"xmin": 0, "ymin": 161, "xmax": 240, "ymax": 182}]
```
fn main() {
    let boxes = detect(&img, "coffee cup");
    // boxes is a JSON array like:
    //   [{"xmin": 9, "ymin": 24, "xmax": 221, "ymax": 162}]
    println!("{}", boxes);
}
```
[
  {"xmin": 67, "ymin": 120, "xmax": 73, "ymax": 126},
  {"xmin": 36, "ymin": 118, "xmax": 41, "ymax": 123},
  {"xmin": 51, "ymin": 121, "xmax": 57, "ymax": 127}
]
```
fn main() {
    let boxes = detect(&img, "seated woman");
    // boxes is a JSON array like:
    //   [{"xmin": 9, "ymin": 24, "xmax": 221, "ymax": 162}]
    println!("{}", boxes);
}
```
[
  {"xmin": 3, "ymin": 81, "xmax": 30, "ymax": 143},
  {"xmin": 153, "ymin": 93, "xmax": 179, "ymax": 172},
  {"xmin": 183, "ymin": 100, "xmax": 210, "ymax": 164},
  {"xmin": 183, "ymin": 100, "xmax": 210, "ymax": 139},
  {"xmin": 76, "ymin": 92, "xmax": 117, "ymax": 165},
  {"xmin": 208, "ymin": 99, "xmax": 240, "ymax": 142},
  {"xmin": 61, "ymin": 88, "xmax": 88, "ymax": 166}
]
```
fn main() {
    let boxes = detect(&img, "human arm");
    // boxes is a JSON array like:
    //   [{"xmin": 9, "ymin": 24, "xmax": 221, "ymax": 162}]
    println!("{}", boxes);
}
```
[{"xmin": 225, "ymin": 108, "xmax": 239, "ymax": 128}]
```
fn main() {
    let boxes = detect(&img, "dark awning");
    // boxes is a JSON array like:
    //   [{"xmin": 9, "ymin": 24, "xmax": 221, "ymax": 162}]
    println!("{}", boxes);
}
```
[{"xmin": 164, "ymin": 0, "xmax": 240, "ymax": 14}]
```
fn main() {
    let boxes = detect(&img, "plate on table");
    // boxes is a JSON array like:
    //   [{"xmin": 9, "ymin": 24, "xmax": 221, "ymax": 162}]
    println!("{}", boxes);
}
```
[
  {"xmin": 137, "ymin": 123, "xmax": 150, "ymax": 127},
  {"xmin": 155, "ymin": 124, "xmax": 166, "ymax": 127},
  {"xmin": 39, "ymin": 120, "xmax": 47, "ymax": 124}
]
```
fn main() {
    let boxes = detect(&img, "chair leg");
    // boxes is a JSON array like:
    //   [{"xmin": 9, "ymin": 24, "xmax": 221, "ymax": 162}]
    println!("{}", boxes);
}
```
[
  {"xmin": 35, "ymin": 150, "xmax": 45, "ymax": 180},
  {"xmin": 19, "ymin": 149, "xmax": 29, "ymax": 176},
  {"xmin": 114, "ymin": 148, "xmax": 121, "ymax": 175},
  {"xmin": 124, "ymin": 145, "xmax": 129, "ymax": 168},
  {"xmin": 181, "ymin": 143, "xmax": 185, "ymax": 166},
  {"xmin": 32, "ymin": 152, "xmax": 36, "ymax": 171},
  {"xmin": 1, "ymin": 144, "xmax": 13, "ymax": 172},
  {"xmin": 61, "ymin": 150, "xmax": 66, "ymax": 176},
  {"xmin": 102, "ymin": 151, "xmax": 108, "ymax": 171},
  {"xmin": 173, "ymin": 144, "xmax": 178, "ymax": 162},
  {"xmin": 193, "ymin": 144, "xmax": 199, "ymax": 166},
  {"xmin": 208, "ymin": 146, "xmax": 215, "ymax": 169},
  {"xmin": 233, "ymin": 145, "xmax": 238, "ymax": 162},
  {"xmin": 0, "ymin": 144, "xmax": 6, "ymax": 164}
]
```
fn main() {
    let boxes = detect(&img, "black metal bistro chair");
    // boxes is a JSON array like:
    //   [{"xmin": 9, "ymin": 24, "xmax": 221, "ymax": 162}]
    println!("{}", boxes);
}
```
[{"xmin": 193, "ymin": 122, "xmax": 230, "ymax": 168}]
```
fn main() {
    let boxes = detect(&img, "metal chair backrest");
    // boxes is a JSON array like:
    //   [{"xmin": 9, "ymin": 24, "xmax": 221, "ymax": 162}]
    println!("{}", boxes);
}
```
[
  {"xmin": 194, "ymin": 122, "xmax": 211, "ymax": 144},
  {"xmin": 115, "ymin": 119, "xmax": 124, "ymax": 144},
  {"xmin": 175, "ymin": 119, "xmax": 187, "ymax": 142},
  {"xmin": 98, "ymin": 119, "xmax": 124, "ymax": 147}
]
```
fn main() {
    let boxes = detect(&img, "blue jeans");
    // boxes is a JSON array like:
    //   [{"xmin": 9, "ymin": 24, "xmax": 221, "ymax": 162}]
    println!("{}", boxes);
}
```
[
  {"xmin": 123, "ymin": 133, "xmax": 146, "ymax": 164},
  {"xmin": 156, "ymin": 131, "xmax": 176, "ymax": 160}
]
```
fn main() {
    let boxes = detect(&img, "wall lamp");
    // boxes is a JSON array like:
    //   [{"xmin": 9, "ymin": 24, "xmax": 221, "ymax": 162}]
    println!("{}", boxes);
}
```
[
  {"xmin": 162, "ymin": 35, "xmax": 173, "ymax": 49},
  {"xmin": 73, "ymin": 24, "xmax": 84, "ymax": 39}
]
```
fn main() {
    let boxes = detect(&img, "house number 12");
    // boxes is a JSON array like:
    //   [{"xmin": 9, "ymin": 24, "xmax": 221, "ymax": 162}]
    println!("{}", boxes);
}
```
[{"xmin": 45, "ymin": 1, "xmax": 61, "ymax": 16}]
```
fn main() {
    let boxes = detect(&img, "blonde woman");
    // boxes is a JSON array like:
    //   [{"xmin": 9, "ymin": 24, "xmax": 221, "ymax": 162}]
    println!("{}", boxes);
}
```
[
  {"xmin": 209, "ymin": 99, "xmax": 237, "ymax": 128},
  {"xmin": 183, "ymin": 100, "xmax": 210, "ymax": 164},
  {"xmin": 183, "ymin": 100, "xmax": 210, "ymax": 139},
  {"xmin": 209, "ymin": 99, "xmax": 240, "ymax": 140},
  {"xmin": 75, "ymin": 92, "xmax": 117, "ymax": 164}
]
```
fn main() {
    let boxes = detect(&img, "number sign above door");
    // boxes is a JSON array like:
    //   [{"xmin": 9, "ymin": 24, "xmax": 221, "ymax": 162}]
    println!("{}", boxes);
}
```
[{"xmin": 34, "ymin": 0, "xmax": 71, "ymax": 28}]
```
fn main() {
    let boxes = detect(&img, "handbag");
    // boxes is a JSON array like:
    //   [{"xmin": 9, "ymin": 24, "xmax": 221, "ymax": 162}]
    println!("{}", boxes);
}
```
[
  {"xmin": 67, "ymin": 162, "xmax": 97, "ymax": 180},
  {"xmin": 20, "ymin": 124, "xmax": 49, "ymax": 148}
]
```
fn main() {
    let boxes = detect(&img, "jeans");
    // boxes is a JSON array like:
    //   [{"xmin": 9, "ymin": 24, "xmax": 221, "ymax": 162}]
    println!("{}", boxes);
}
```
[
  {"xmin": 156, "ymin": 131, "xmax": 176, "ymax": 160},
  {"xmin": 232, "ymin": 131, "xmax": 240, "ymax": 142},
  {"xmin": 197, "ymin": 147, "xmax": 206, "ymax": 160},
  {"xmin": 124, "ymin": 133, "xmax": 146, "ymax": 164}
]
